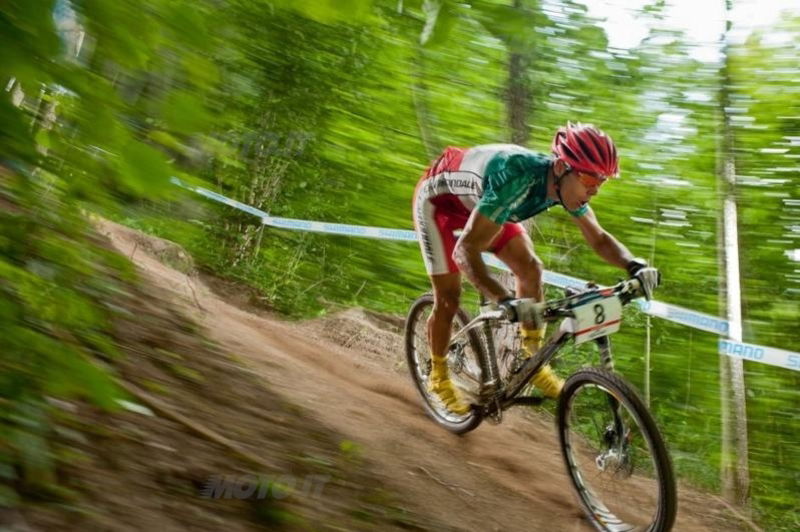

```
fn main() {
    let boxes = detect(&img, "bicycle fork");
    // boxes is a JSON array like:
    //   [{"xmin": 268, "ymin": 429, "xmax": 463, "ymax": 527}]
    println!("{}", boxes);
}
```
[
  {"xmin": 595, "ymin": 335, "xmax": 614, "ymax": 371},
  {"xmin": 594, "ymin": 336, "xmax": 625, "ymax": 433},
  {"xmin": 593, "ymin": 335, "xmax": 630, "ymax": 473}
]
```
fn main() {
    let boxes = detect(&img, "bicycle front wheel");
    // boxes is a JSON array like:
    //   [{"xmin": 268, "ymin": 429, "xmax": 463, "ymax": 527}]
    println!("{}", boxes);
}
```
[
  {"xmin": 404, "ymin": 293, "xmax": 485, "ymax": 434},
  {"xmin": 557, "ymin": 368, "xmax": 676, "ymax": 532}
]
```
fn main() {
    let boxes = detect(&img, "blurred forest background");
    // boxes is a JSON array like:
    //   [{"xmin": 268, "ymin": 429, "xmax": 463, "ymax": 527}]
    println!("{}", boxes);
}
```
[{"xmin": 1, "ymin": 0, "xmax": 798, "ymax": 529}]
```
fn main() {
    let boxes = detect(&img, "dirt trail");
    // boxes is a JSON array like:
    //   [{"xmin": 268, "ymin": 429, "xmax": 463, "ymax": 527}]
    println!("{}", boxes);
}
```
[{"xmin": 100, "ymin": 220, "xmax": 744, "ymax": 531}]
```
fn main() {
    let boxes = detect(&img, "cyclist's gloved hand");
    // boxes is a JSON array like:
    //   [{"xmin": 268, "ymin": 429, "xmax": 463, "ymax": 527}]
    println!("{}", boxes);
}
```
[
  {"xmin": 627, "ymin": 258, "xmax": 661, "ymax": 301},
  {"xmin": 626, "ymin": 258, "xmax": 648, "ymax": 276},
  {"xmin": 498, "ymin": 297, "xmax": 544, "ymax": 327}
]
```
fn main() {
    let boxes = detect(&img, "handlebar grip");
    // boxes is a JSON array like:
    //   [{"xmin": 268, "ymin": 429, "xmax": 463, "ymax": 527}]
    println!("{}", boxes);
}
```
[
  {"xmin": 507, "ymin": 298, "xmax": 545, "ymax": 325},
  {"xmin": 618, "ymin": 277, "xmax": 645, "ymax": 303}
]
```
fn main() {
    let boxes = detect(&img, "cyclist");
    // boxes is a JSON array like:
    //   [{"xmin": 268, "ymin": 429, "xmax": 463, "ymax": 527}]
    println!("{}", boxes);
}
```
[{"xmin": 412, "ymin": 122, "xmax": 658, "ymax": 415}]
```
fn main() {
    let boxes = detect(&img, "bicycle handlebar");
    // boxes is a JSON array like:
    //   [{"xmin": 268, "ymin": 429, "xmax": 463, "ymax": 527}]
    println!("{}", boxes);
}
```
[
  {"xmin": 487, "ymin": 277, "xmax": 646, "ymax": 325},
  {"xmin": 449, "ymin": 277, "xmax": 646, "ymax": 351}
]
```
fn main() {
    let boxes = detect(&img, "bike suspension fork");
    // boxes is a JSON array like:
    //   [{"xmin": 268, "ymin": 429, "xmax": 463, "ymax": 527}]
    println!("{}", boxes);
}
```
[
  {"xmin": 596, "ymin": 336, "xmax": 624, "ymax": 438},
  {"xmin": 595, "ymin": 335, "xmax": 614, "ymax": 371}
]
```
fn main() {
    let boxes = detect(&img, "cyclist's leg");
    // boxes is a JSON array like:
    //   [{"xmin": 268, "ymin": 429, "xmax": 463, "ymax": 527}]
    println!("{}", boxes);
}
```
[
  {"xmin": 493, "ymin": 227, "xmax": 564, "ymax": 397},
  {"xmin": 423, "ymin": 275, "xmax": 471, "ymax": 414},
  {"xmin": 428, "ymin": 272, "xmax": 462, "ymax": 361},
  {"xmin": 492, "ymin": 229, "xmax": 544, "ymax": 304},
  {"xmin": 493, "ymin": 229, "xmax": 547, "ymax": 349},
  {"xmin": 426, "ymin": 273, "xmax": 471, "ymax": 413},
  {"xmin": 413, "ymin": 178, "xmax": 469, "ymax": 352},
  {"xmin": 412, "ymin": 186, "xmax": 470, "ymax": 414}
]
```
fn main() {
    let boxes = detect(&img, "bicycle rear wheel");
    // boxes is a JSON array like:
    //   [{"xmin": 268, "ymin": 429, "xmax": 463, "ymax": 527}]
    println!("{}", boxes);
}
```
[
  {"xmin": 557, "ymin": 368, "xmax": 676, "ymax": 531},
  {"xmin": 404, "ymin": 294, "xmax": 485, "ymax": 434}
]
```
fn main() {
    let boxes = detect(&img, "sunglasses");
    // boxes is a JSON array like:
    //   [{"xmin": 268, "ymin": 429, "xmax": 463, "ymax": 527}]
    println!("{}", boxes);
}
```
[{"xmin": 575, "ymin": 171, "xmax": 608, "ymax": 188}]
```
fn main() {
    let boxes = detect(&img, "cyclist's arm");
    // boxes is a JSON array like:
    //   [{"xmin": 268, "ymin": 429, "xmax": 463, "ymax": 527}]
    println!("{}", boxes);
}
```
[
  {"xmin": 453, "ymin": 210, "xmax": 511, "ymax": 303},
  {"xmin": 571, "ymin": 206, "xmax": 635, "ymax": 270}
]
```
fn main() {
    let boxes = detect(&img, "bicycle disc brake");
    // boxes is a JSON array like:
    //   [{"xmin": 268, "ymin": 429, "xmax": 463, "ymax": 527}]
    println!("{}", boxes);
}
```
[{"xmin": 595, "ymin": 425, "xmax": 633, "ymax": 479}]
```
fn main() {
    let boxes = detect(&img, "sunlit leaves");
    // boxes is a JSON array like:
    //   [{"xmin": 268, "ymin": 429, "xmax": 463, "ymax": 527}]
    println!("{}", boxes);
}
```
[
  {"xmin": 270, "ymin": 0, "xmax": 375, "ymax": 24},
  {"xmin": 44, "ymin": 345, "xmax": 122, "ymax": 410},
  {"xmin": 420, "ymin": 0, "xmax": 458, "ymax": 47},
  {"xmin": 471, "ymin": 1, "xmax": 544, "ymax": 51}
]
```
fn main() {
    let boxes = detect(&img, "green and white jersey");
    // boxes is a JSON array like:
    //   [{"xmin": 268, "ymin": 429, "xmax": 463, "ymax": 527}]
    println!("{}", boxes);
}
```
[{"xmin": 416, "ymin": 144, "xmax": 588, "ymax": 224}]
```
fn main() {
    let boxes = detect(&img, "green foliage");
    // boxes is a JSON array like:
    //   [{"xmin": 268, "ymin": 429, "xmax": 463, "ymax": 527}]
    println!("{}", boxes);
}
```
[
  {"xmin": 1, "ymin": 0, "xmax": 225, "ymax": 504},
  {"xmin": 272, "ymin": 0, "xmax": 375, "ymax": 24},
  {"xmin": 4, "ymin": 0, "xmax": 799, "ymax": 528},
  {"xmin": 420, "ymin": 0, "xmax": 460, "ymax": 47}
]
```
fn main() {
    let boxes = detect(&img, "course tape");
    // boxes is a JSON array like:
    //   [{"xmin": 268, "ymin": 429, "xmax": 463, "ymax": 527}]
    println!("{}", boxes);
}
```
[
  {"xmin": 719, "ymin": 340, "xmax": 800, "ymax": 373},
  {"xmin": 173, "ymin": 177, "xmax": 799, "ymax": 371},
  {"xmin": 635, "ymin": 299, "xmax": 729, "ymax": 336},
  {"xmin": 172, "ymin": 177, "xmax": 417, "ymax": 242}
]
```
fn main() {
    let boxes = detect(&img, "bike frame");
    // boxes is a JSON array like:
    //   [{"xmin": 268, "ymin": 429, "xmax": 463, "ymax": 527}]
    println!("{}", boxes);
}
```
[{"xmin": 448, "ymin": 291, "xmax": 618, "ymax": 415}]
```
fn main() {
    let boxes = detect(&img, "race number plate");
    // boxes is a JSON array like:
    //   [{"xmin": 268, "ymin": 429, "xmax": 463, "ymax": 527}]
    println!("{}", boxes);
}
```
[{"xmin": 572, "ymin": 295, "xmax": 623, "ymax": 345}]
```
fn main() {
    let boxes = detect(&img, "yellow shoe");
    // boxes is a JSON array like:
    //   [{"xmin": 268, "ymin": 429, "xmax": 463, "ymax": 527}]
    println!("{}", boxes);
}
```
[
  {"xmin": 428, "ymin": 358, "xmax": 471, "ymax": 415},
  {"xmin": 521, "ymin": 326, "xmax": 546, "ymax": 357},
  {"xmin": 529, "ymin": 364, "xmax": 564, "ymax": 399},
  {"xmin": 521, "ymin": 326, "xmax": 564, "ymax": 399}
]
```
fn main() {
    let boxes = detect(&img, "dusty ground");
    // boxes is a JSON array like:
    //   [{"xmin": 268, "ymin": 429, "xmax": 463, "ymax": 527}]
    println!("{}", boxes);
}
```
[{"xmin": 14, "ymin": 220, "xmax": 751, "ymax": 531}]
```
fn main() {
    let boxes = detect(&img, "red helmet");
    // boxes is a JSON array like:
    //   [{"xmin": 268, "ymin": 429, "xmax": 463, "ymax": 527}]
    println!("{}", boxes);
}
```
[{"xmin": 551, "ymin": 122, "xmax": 619, "ymax": 178}]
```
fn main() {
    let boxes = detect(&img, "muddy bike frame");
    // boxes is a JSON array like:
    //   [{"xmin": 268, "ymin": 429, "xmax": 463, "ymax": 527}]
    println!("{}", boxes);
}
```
[{"xmin": 446, "ymin": 279, "xmax": 641, "ymax": 420}]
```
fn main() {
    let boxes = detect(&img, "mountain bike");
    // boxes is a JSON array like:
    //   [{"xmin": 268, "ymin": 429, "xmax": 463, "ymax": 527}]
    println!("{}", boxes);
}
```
[{"xmin": 404, "ymin": 276, "xmax": 676, "ymax": 532}]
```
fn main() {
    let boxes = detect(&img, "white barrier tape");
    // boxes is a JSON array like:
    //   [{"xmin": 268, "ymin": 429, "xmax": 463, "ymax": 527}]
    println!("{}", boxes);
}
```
[
  {"xmin": 172, "ymin": 177, "xmax": 273, "ymax": 220},
  {"xmin": 719, "ymin": 339, "xmax": 800, "ymax": 372},
  {"xmin": 543, "ymin": 270, "xmax": 593, "ymax": 291},
  {"xmin": 635, "ymin": 299, "xmax": 730, "ymax": 336},
  {"xmin": 174, "ymin": 177, "xmax": 800, "ymax": 369},
  {"xmin": 172, "ymin": 177, "xmax": 417, "ymax": 242},
  {"xmin": 260, "ymin": 216, "xmax": 417, "ymax": 241}
]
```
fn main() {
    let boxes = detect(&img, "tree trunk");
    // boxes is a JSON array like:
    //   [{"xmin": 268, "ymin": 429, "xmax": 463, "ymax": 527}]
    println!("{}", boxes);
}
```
[
  {"xmin": 506, "ymin": 0, "xmax": 531, "ymax": 146},
  {"xmin": 496, "ymin": 0, "xmax": 534, "ymax": 354},
  {"xmin": 411, "ymin": 45, "xmax": 440, "ymax": 160},
  {"xmin": 506, "ymin": 41, "xmax": 530, "ymax": 143},
  {"xmin": 717, "ymin": 0, "xmax": 751, "ymax": 506},
  {"xmin": 507, "ymin": 50, "xmax": 529, "ymax": 145}
]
